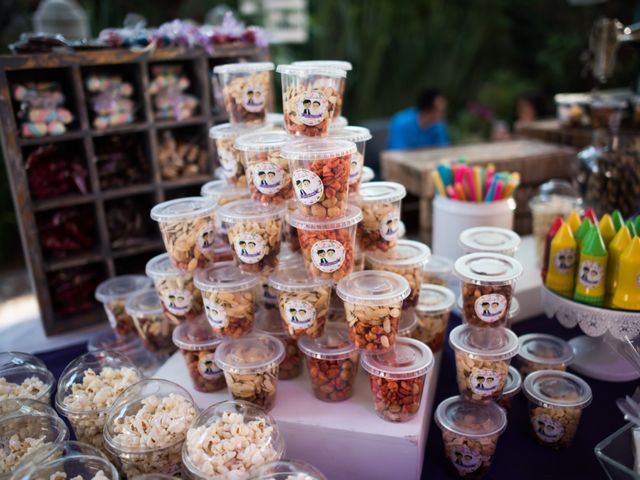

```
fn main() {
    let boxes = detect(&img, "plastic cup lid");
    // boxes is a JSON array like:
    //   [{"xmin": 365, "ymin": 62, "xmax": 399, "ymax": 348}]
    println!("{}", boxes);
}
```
[
  {"xmin": 292, "ymin": 60, "xmax": 353, "ymax": 71},
  {"xmin": 361, "ymin": 337, "xmax": 433, "ymax": 380},
  {"xmin": 249, "ymin": 459, "xmax": 326, "ymax": 480},
  {"xmin": 416, "ymin": 284, "xmax": 456, "ymax": 313},
  {"xmin": 216, "ymin": 199, "xmax": 286, "ymax": 223},
  {"xmin": 336, "ymin": 270, "xmax": 410, "ymax": 306},
  {"xmin": 449, "ymin": 324, "xmax": 519, "ymax": 360},
  {"xmin": 200, "ymin": 180, "xmax": 249, "ymax": 200},
  {"xmin": 125, "ymin": 289, "xmax": 163, "ymax": 317},
  {"xmin": 523, "ymin": 370, "xmax": 592, "ymax": 409},
  {"xmin": 366, "ymin": 239, "xmax": 431, "ymax": 268},
  {"xmin": 281, "ymin": 138, "xmax": 356, "ymax": 161},
  {"xmin": 278, "ymin": 242, "xmax": 303, "ymax": 266},
  {"xmin": 456, "ymin": 295, "xmax": 519, "ymax": 319},
  {"xmin": 213, "ymin": 62, "xmax": 275, "ymax": 74},
  {"xmin": 459, "ymin": 227, "xmax": 521, "ymax": 255},
  {"xmin": 253, "ymin": 310, "xmax": 286, "ymax": 337},
  {"xmin": 287, "ymin": 204, "xmax": 362, "ymax": 230},
  {"xmin": 435, "ymin": 395, "xmax": 507, "ymax": 438},
  {"xmin": 266, "ymin": 112, "xmax": 284, "ymax": 125},
  {"xmin": 518, "ymin": 333, "xmax": 574, "ymax": 366},
  {"xmin": 423, "ymin": 255, "xmax": 453, "ymax": 274},
  {"xmin": 329, "ymin": 116, "xmax": 349, "ymax": 131},
  {"xmin": 398, "ymin": 310, "xmax": 417, "ymax": 336},
  {"xmin": 0, "ymin": 352, "xmax": 46, "ymax": 371},
  {"xmin": 194, "ymin": 263, "xmax": 260, "ymax": 293},
  {"xmin": 150, "ymin": 197, "xmax": 216, "ymax": 222},
  {"xmin": 454, "ymin": 253, "xmax": 523, "ymax": 286},
  {"xmin": 145, "ymin": 253, "xmax": 185, "ymax": 280},
  {"xmin": 209, "ymin": 122, "xmax": 259, "ymax": 140},
  {"xmin": 87, "ymin": 330, "xmax": 143, "ymax": 354},
  {"xmin": 503, "ymin": 366, "xmax": 522, "ymax": 398},
  {"xmin": 215, "ymin": 333, "xmax": 285, "ymax": 373},
  {"xmin": 328, "ymin": 125, "xmax": 372, "ymax": 143},
  {"xmin": 234, "ymin": 129, "xmax": 292, "ymax": 152},
  {"xmin": 298, "ymin": 324, "xmax": 357, "ymax": 360},
  {"xmin": 276, "ymin": 63, "xmax": 347, "ymax": 78},
  {"xmin": 268, "ymin": 265, "xmax": 330, "ymax": 292},
  {"xmin": 357, "ymin": 181, "xmax": 406, "ymax": 204},
  {"xmin": 0, "ymin": 397, "xmax": 57, "ymax": 418},
  {"xmin": 95, "ymin": 275, "xmax": 152, "ymax": 303},
  {"xmin": 173, "ymin": 317, "xmax": 222, "ymax": 351},
  {"xmin": 361, "ymin": 166, "xmax": 375, "ymax": 183}
]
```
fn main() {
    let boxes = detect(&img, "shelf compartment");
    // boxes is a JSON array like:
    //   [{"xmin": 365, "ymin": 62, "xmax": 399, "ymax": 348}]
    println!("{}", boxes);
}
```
[
  {"xmin": 93, "ymin": 132, "xmax": 152, "ymax": 192},
  {"xmin": 104, "ymin": 193, "xmax": 159, "ymax": 252}
]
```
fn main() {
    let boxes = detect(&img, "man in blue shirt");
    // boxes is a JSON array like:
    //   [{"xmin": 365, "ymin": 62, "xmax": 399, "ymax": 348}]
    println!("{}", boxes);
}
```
[{"xmin": 387, "ymin": 88, "xmax": 450, "ymax": 150}]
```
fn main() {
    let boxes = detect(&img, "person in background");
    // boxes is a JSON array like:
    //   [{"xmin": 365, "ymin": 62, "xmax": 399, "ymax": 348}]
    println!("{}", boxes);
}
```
[
  {"xmin": 516, "ymin": 91, "xmax": 546, "ymax": 123},
  {"xmin": 387, "ymin": 88, "xmax": 450, "ymax": 150}
]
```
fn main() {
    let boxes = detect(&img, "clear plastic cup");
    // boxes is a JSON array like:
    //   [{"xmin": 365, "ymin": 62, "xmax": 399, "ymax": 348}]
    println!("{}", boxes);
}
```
[
  {"xmin": 209, "ymin": 123, "xmax": 256, "ymax": 187},
  {"xmin": 413, "ymin": 284, "xmax": 456, "ymax": 353},
  {"xmin": 0, "ymin": 398, "xmax": 57, "ymax": 419},
  {"xmin": 213, "ymin": 62, "xmax": 274, "ymax": 125},
  {"xmin": 398, "ymin": 310, "xmax": 417, "ymax": 338},
  {"xmin": 266, "ymin": 112, "xmax": 285, "ymax": 129},
  {"xmin": 200, "ymin": 179, "xmax": 250, "ymax": 207},
  {"xmin": 95, "ymin": 275, "xmax": 153, "ymax": 336},
  {"xmin": 253, "ymin": 309, "xmax": 303, "ymax": 380},
  {"xmin": 55, "ymin": 351, "xmax": 142, "ymax": 451},
  {"xmin": 361, "ymin": 165, "xmax": 375, "ymax": 183},
  {"xmin": 0, "ymin": 362, "xmax": 54, "ymax": 406},
  {"xmin": 354, "ymin": 181, "xmax": 406, "ymax": 252},
  {"xmin": 194, "ymin": 263, "xmax": 260, "ymax": 337},
  {"xmin": 282, "ymin": 139, "xmax": 356, "ymax": 220},
  {"xmin": 457, "ymin": 295, "xmax": 520, "ymax": 329},
  {"xmin": 235, "ymin": 130, "xmax": 295, "ymax": 205},
  {"xmin": 0, "ymin": 352, "xmax": 45, "ymax": 370},
  {"xmin": 497, "ymin": 366, "xmax": 522, "ymax": 412},
  {"xmin": 336, "ymin": 270, "xmax": 410, "ymax": 353},
  {"xmin": 276, "ymin": 64, "xmax": 347, "ymax": 136},
  {"xmin": 328, "ymin": 115, "xmax": 349, "ymax": 132},
  {"xmin": 172, "ymin": 318, "xmax": 225, "ymax": 393},
  {"xmin": 329, "ymin": 126, "xmax": 372, "ymax": 193},
  {"xmin": 298, "ymin": 324, "xmax": 359, "ymax": 402},
  {"xmin": 125, "ymin": 289, "xmax": 178, "ymax": 354},
  {"xmin": 366, "ymin": 239, "xmax": 431, "ymax": 310},
  {"xmin": 214, "ymin": 334, "xmax": 285, "ymax": 411},
  {"xmin": 517, "ymin": 333, "xmax": 574, "ymax": 377},
  {"xmin": 146, "ymin": 253, "xmax": 204, "ymax": 324},
  {"xmin": 353, "ymin": 243, "xmax": 365, "ymax": 272},
  {"xmin": 454, "ymin": 253, "xmax": 523, "ymax": 328},
  {"xmin": 288, "ymin": 205, "xmax": 362, "ymax": 282},
  {"xmin": 268, "ymin": 266, "xmax": 331, "ymax": 339},
  {"xmin": 182, "ymin": 400, "xmax": 285, "ymax": 479},
  {"xmin": 458, "ymin": 227, "xmax": 521, "ymax": 257},
  {"xmin": 87, "ymin": 330, "xmax": 165, "ymax": 378},
  {"xmin": 523, "ymin": 370, "xmax": 592, "ymax": 449},
  {"xmin": 285, "ymin": 199, "xmax": 300, "ymax": 252},
  {"xmin": 422, "ymin": 254, "xmax": 453, "ymax": 286},
  {"xmin": 249, "ymin": 459, "xmax": 327, "ymax": 480},
  {"xmin": 361, "ymin": 337, "xmax": 433, "ymax": 422},
  {"xmin": 449, "ymin": 325, "xmax": 519, "ymax": 402},
  {"xmin": 435, "ymin": 395, "xmax": 507, "ymax": 479},
  {"xmin": 151, "ymin": 197, "xmax": 217, "ymax": 272}
]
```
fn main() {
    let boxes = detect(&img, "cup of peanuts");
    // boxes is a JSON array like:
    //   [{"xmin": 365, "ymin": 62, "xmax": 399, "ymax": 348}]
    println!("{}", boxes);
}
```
[
  {"xmin": 354, "ymin": 181, "xmax": 406, "ymax": 252},
  {"xmin": 285, "ymin": 199, "xmax": 300, "ymax": 252},
  {"xmin": 213, "ymin": 62, "xmax": 274, "ymax": 125},
  {"xmin": 214, "ymin": 333, "xmax": 285, "ymax": 411},
  {"xmin": 253, "ymin": 309, "xmax": 304, "ymax": 380},
  {"xmin": 95, "ymin": 275, "xmax": 153, "ymax": 336},
  {"xmin": 366, "ymin": 239, "xmax": 431, "ymax": 310},
  {"xmin": 422, "ymin": 254, "xmax": 453, "ymax": 287},
  {"xmin": 125, "ymin": 290, "xmax": 178, "ymax": 354},
  {"xmin": 449, "ymin": 324, "xmax": 519, "ymax": 402},
  {"xmin": 361, "ymin": 337, "xmax": 433, "ymax": 422},
  {"xmin": 454, "ymin": 253, "xmax": 523, "ymax": 328},
  {"xmin": 151, "ymin": 197, "xmax": 217, "ymax": 272},
  {"xmin": 291, "ymin": 60, "xmax": 352, "ymax": 120},
  {"xmin": 497, "ymin": 366, "xmax": 522, "ymax": 412},
  {"xmin": 298, "ymin": 324, "xmax": 359, "ymax": 402},
  {"xmin": 413, "ymin": 284, "xmax": 456, "ymax": 354},
  {"xmin": 329, "ymin": 126, "xmax": 372, "ymax": 194},
  {"xmin": 523, "ymin": 370, "xmax": 592, "ymax": 449},
  {"xmin": 517, "ymin": 333, "xmax": 574, "ymax": 378},
  {"xmin": 194, "ymin": 262, "xmax": 260, "ymax": 337},
  {"xmin": 288, "ymin": 204, "xmax": 362, "ymax": 282},
  {"xmin": 336, "ymin": 270, "xmax": 410, "ymax": 352},
  {"xmin": 200, "ymin": 179, "xmax": 250, "ymax": 207},
  {"xmin": 457, "ymin": 295, "xmax": 520, "ymax": 329},
  {"xmin": 250, "ymin": 459, "xmax": 327, "ymax": 480},
  {"xmin": 458, "ymin": 226, "xmax": 521, "ymax": 257},
  {"xmin": 398, "ymin": 309, "xmax": 418, "ymax": 338},
  {"xmin": 209, "ymin": 123, "xmax": 257, "ymax": 187},
  {"xmin": 435, "ymin": 395, "xmax": 508, "ymax": 479}
]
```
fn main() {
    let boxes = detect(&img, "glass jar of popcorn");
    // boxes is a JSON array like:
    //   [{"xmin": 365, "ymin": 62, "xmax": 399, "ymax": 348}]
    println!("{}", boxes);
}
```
[
  {"xmin": 249, "ymin": 459, "xmax": 327, "ymax": 480},
  {"xmin": 126, "ymin": 290, "xmax": 179, "ymax": 354},
  {"xmin": 0, "ymin": 361, "xmax": 55, "ymax": 406},
  {"xmin": 253, "ymin": 309, "xmax": 304, "ymax": 381},
  {"xmin": 517, "ymin": 333, "xmax": 574, "ymax": 377},
  {"xmin": 329, "ymin": 126, "xmax": 372, "ymax": 194},
  {"xmin": 422, "ymin": 255, "xmax": 453, "ymax": 287},
  {"xmin": 95, "ymin": 275, "xmax": 153, "ymax": 336},
  {"xmin": 413, "ymin": 284, "xmax": 456, "ymax": 354},
  {"xmin": 458, "ymin": 227, "xmax": 521, "ymax": 257},
  {"xmin": 496, "ymin": 366, "xmax": 522, "ymax": 412}
]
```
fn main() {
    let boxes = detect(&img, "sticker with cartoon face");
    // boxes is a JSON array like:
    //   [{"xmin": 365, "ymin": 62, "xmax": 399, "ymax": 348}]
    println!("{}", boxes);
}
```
[
  {"xmin": 532, "ymin": 414, "xmax": 564, "ymax": 443},
  {"xmin": 474, "ymin": 294, "xmax": 507, "ymax": 323},
  {"xmin": 379, "ymin": 209, "xmax": 401, "ymax": 242},
  {"xmin": 578, "ymin": 260, "xmax": 604, "ymax": 289},
  {"xmin": 311, "ymin": 239, "xmax": 345, "ymax": 273},
  {"xmin": 292, "ymin": 169, "xmax": 324, "ymax": 205},
  {"xmin": 241, "ymin": 84, "xmax": 266, "ymax": 113},
  {"xmin": 284, "ymin": 299, "xmax": 316, "ymax": 329},
  {"xmin": 449, "ymin": 445, "xmax": 481, "ymax": 475},
  {"xmin": 469, "ymin": 367, "xmax": 503, "ymax": 396},
  {"xmin": 554, "ymin": 248, "xmax": 576, "ymax": 274},
  {"xmin": 161, "ymin": 288, "xmax": 193, "ymax": 316},
  {"xmin": 204, "ymin": 298, "xmax": 228, "ymax": 328},
  {"xmin": 196, "ymin": 222, "xmax": 216, "ymax": 253},
  {"xmin": 233, "ymin": 233, "xmax": 266, "ymax": 264},
  {"xmin": 197, "ymin": 352, "xmax": 222, "ymax": 380},
  {"xmin": 296, "ymin": 91, "xmax": 328, "ymax": 126},
  {"xmin": 349, "ymin": 152, "xmax": 364, "ymax": 185},
  {"xmin": 262, "ymin": 282, "xmax": 278, "ymax": 304},
  {"xmin": 251, "ymin": 161, "xmax": 284, "ymax": 195},
  {"xmin": 218, "ymin": 148, "xmax": 238, "ymax": 177}
]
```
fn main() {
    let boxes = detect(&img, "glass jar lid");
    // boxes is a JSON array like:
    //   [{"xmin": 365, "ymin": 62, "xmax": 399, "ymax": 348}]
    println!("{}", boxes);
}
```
[
  {"xmin": 458, "ymin": 227, "xmax": 521, "ymax": 255},
  {"xmin": 213, "ymin": 62, "xmax": 275, "ymax": 74},
  {"xmin": 518, "ymin": 333, "xmax": 575, "ymax": 366},
  {"xmin": 361, "ymin": 337, "xmax": 433, "ymax": 380},
  {"xmin": 449, "ymin": 324, "xmax": 519, "ymax": 361},
  {"xmin": 336, "ymin": 270, "xmax": 410, "ymax": 306},
  {"xmin": 150, "ymin": 197, "xmax": 216, "ymax": 222},
  {"xmin": 357, "ymin": 181, "xmax": 406, "ymax": 204},
  {"xmin": 234, "ymin": 130, "xmax": 292, "ymax": 152},
  {"xmin": 173, "ymin": 317, "xmax": 222, "ymax": 351},
  {"xmin": 287, "ymin": 204, "xmax": 362, "ymax": 230},
  {"xmin": 435, "ymin": 395, "xmax": 507, "ymax": 438},
  {"xmin": 214, "ymin": 334, "xmax": 285, "ymax": 374},
  {"xmin": 523, "ymin": 370, "xmax": 592, "ymax": 409},
  {"xmin": 125, "ymin": 289, "xmax": 163, "ymax": 317},
  {"xmin": 194, "ymin": 263, "xmax": 260, "ymax": 293},
  {"xmin": 298, "ymin": 324, "xmax": 357, "ymax": 361},
  {"xmin": 454, "ymin": 253, "xmax": 523, "ymax": 286},
  {"xmin": 502, "ymin": 366, "xmax": 522, "ymax": 399},
  {"xmin": 416, "ymin": 284, "xmax": 456, "ymax": 314},
  {"xmin": 281, "ymin": 138, "xmax": 356, "ymax": 161},
  {"xmin": 95, "ymin": 275, "xmax": 152, "ymax": 303},
  {"xmin": 366, "ymin": 239, "xmax": 431, "ymax": 268},
  {"xmin": 0, "ymin": 352, "xmax": 46, "ymax": 371}
]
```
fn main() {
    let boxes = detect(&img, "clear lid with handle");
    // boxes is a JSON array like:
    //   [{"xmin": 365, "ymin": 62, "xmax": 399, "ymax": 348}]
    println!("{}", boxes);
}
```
[
  {"xmin": 449, "ymin": 324, "xmax": 519, "ymax": 361},
  {"xmin": 217, "ymin": 199, "xmax": 286, "ymax": 223},
  {"xmin": 194, "ymin": 262, "xmax": 260, "ymax": 293},
  {"xmin": 454, "ymin": 253, "xmax": 523, "ymax": 286},
  {"xmin": 173, "ymin": 317, "xmax": 222, "ymax": 351},
  {"xmin": 268, "ymin": 264, "xmax": 330, "ymax": 292},
  {"xmin": 298, "ymin": 324, "xmax": 357, "ymax": 361},
  {"xmin": 518, "ymin": 333, "xmax": 575, "ymax": 367},
  {"xmin": 357, "ymin": 181, "xmax": 406, "ymax": 204},
  {"xmin": 200, "ymin": 180, "xmax": 249, "ymax": 201},
  {"xmin": 145, "ymin": 253, "xmax": 185, "ymax": 280},
  {"xmin": 292, "ymin": 60, "xmax": 353, "ymax": 71},
  {"xmin": 95, "ymin": 275, "xmax": 152, "ymax": 303},
  {"xmin": 281, "ymin": 138, "xmax": 356, "ymax": 161},
  {"xmin": 287, "ymin": 204, "xmax": 362, "ymax": 230},
  {"xmin": 328, "ymin": 125, "xmax": 372, "ymax": 143},
  {"xmin": 125, "ymin": 289, "xmax": 163, "ymax": 317},
  {"xmin": 276, "ymin": 64, "xmax": 347, "ymax": 78},
  {"xmin": 214, "ymin": 333, "xmax": 285, "ymax": 374},
  {"xmin": 150, "ymin": 197, "xmax": 216, "ymax": 223},
  {"xmin": 502, "ymin": 366, "xmax": 522, "ymax": 399},
  {"xmin": 366, "ymin": 239, "xmax": 431, "ymax": 268},
  {"xmin": 416, "ymin": 284, "xmax": 456, "ymax": 314},
  {"xmin": 529, "ymin": 179, "xmax": 581, "ymax": 209},
  {"xmin": 458, "ymin": 227, "xmax": 521, "ymax": 255},
  {"xmin": 213, "ymin": 62, "xmax": 275, "ymax": 74},
  {"xmin": 234, "ymin": 129, "xmax": 292, "ymax": 152}
]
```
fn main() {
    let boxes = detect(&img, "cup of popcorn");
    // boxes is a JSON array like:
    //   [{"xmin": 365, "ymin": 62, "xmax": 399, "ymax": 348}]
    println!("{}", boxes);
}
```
[
  {"xmin": 459, "ymin": 227, "xmax": 521, "ymax": 257},
  {"xmin": 366, "ymin": 239, "xmax": 431, "ymax": 310},
  {"xmin": 55, "ymin": 351, "xmax": 142, "ymax": 451},
  {"xmin": 182, "ymin": 400, "xmax": 285, "ymax": 479},
  {"xmin": 449, "ymin": 325, "xmax": 519, "ymax": 402},
  {"xmin": 0, "ymin": 354, "xmax": 55, "ymax": 405},
  {"xmin": 336, "ymin": 270, "xmax": 410, "ymax": 353},
  {"xmin": 298, "ymin": 324, "xmax": 359, "ymax": 402},
  {"xmin": 209, "ymin": 123, "xmax": 256, "ymax": 187},
  {"xmin": 354, "ymin": 181, "xmax": 406, "ymax": 252},
  {"xmin": 250, "ymin": 459, "xmax": 327, "ymax": 480},
  {"xmin": 0, "ymin": 397, "xmax": 57, "ymax": 418},
  {"xmin": 454, "ymin": 253, "xmax": 523, "ymax": 328},
  {"xmin": 435, "ymin": 395, "xmax": 507, "ymax": 479},
  {"xmin": 413, "ymin": 284, "xmax": 456, "ymax": 354},
  {"xmin": 194, "ymin": 263, "xmax": 260, "ymax": 337},
  {"xmin": 213, "ymin": 62, "xmax": 274, "ymax": 125},
  {"xmin": 151, "ymin": 197, "xmax": 217, "ymax": 272},
  {"xmin": 497, "ymin": 366, "xmax": 522, "ymax": 412},
  {"xmin": 291, "ymin": 59, "xmax": 352, "ymax": 120},
  {"xmin": 517, "ymin": 333, "xmax": 574, "ymax": 378},
  {"xmin": 288, "ymin": 204, "xmax": 362, "ymax": 282},
  {"xmin": 523, "ymin": 370, "xmax": 592, "ymax": 449},
  {"xmin": 0, "ymin": 352, "xmax": 46, "ymax": 370},
  {"xmin": 422, "ymin": 254, "xmax": 453, "ymax": 286},
  {"xmin": 253, "ymin": 309, "xmax": 304, "ymax": 381},
  {"xmin": 361, "ymin": 165, "xmax": 375, "ymax": 183},
  {"xmin": 95, "ymin": 275, "xmax": 153, "ymax": 336},
  {"xmin": 215, "ymin": 334, "xmax": 285, "ymax": 411},
  {"xmin": 125, "ymin": 290, "xmax": 178, "ymax": 354},
  {"xmin": 329, "ymin": 126, "xmax": 372, "ymax": 193},
  {"xmin": 361, "ymin": 337, "xmax": 433, "ymax": 422}
]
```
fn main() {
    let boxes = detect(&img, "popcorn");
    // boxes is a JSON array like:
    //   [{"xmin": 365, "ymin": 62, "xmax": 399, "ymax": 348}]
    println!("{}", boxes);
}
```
[
  {"xmin": 41, "ymin": 470, "xmax": 109, "ymax": 480},
  {"xmin": 0, "ymin": 376, "xmax": 48, "ymax": 401},
  {"xmin": 0, "ymin": 435, "xmax": 49, "ymax": 473}
]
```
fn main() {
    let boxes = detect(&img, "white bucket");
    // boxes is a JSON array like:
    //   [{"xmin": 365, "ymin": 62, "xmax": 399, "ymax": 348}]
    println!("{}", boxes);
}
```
[{"xmin": 432, "ymin": 196, "xmax": 516, "ymax": 262}]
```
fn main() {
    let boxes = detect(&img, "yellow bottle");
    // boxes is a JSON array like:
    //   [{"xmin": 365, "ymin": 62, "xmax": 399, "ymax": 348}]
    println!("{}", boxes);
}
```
[
  {"xmin": 598, "ymin": 214, "xmax": 616, "ymax": 246},
  {"xmin": 606, "ymin": 225, "xmax": 632, "ymax": 302},
  {"xmin": 545, "ymin": 223, "xmax": 577, "ymax": 297},
  {"xmin": 611, "ymin": 237, "xmax": 640, "ymax": 311},
  {"xmin": 566, "ymin": 211, "xmax": 582, "ymax": 235},
  {"xmin": 574, "ymin": 227, "xmax": 608, "ymax": 306}
]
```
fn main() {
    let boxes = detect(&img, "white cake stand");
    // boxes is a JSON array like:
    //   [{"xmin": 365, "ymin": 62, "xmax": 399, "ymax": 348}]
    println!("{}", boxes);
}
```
[{"xmin": 541, "ymin": 286, "xmax": 640, "ymax": 382}]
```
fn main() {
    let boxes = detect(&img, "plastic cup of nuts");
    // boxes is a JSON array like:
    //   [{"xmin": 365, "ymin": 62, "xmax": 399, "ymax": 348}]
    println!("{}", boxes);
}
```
[
  {"xmin": 95, "ymin": 275, "xmax": 153, "ymax": 336},
  {"xmin": 209, "ymin": 123, "xmax": 257, "ymax": 187},
  {"xmin": 213, "ymin": 62, "xmax": 274, "ymax": 125},
  {"xmin": 497, "ymin": 366, "xmax": 522, "ymax": 412},
  {"xmin": 336, "ymin": 270, "xmax": 410, "ymax": 353},
  {"xmin": 449, "ymin": 324, "xmax": 519, "ymax": 402},
  {"xmin": 398, "ymin": 310, "xmax": 418, "ymax": 338},
  {"xmin": 454, "ymin": 253, "xmax": 523, "ymax": 328},
  {"xmin": 422, "ymin": 254, "xmax": 453, "ymax": 287},
  {"xmin": 458, "ymin": 227, "xmax": 521, "ymax": 257},
  {"xmin": 298, "ymin": 324, "xmax": 360, "ymax": 402},
  {"xmin": 182, "ymin": 400, "xmax": 285, "ymax": 479},
  {"xmin": 354, "ymin": 181, "xmax": 406, "ymax": 252},
  {"xmin": 151, "ymin": 197, "xmax": 217, "ymax": 272},
  {"xmin": 103, "ymin": 379, "xmax": 198, "ymax": 478},
  {"xmin": 365, "ymin": 239, "xmax": 431, "ymax": 310},
  {"xmin": 55, "ymin": 351, "xmax": 142, "ymax": 451},
  {"xmin": 253, "ymin": 309, "xmax": 304, "ymax": 381},
  {"xmin": 435, "ymin": 395, "xmax": 507, "ymax": 479},
  {"xmin": 329, "ymin": 126, "xmax": 372, "ymax": 194},
  {"xmin": 361, "ymin": 337, "xmax": 433, "ymax": 422},
  {"xmin": 125, "ymin": 289, "xmax": 178, "ymax": 354},
  {"xmin": 413, "ymin": 284, "xmax": 456, "ymax": 354},
  {"xmin": 172, "ymin": 318, "xmax": 225, "ymax": 393},
  {"xmin": 214, "ymin": 333, "xmax": 285, "ymax": 411},
  {"xmin": 235, "ymin": 130, "xmax": 295, "ymax": 206},
  {"xmin": 522, "ymin": 370, "xmax": 592, "ymax": 449},
  {"xmin": 291, "ymin": 59, "xmax": 352, "ymax": 119},
  {"xmin": 457, "ymin": 295, "xmax": 520, "ymax": 329},
  {"xmin": 361, "ymin": 165, "xmax": 375, "ymax": 183},
  {"xmin": 285, "ymin": 199, "xmax": 300, "ymax": 252},
  {"xmin": 217, "ymin": 199, "xmax": 285, "ymax": 274},
  {"xmin": 194, "ymin": 262, "xmax": 260, "ymax": 337},
  {"xmin": 0, "ymin": 360, "xmax": 55, "ymax": 405},
  {"xmin": 249, "ymin": 459, "xmax": 328, "ymax": 480},
  {"xmin": 517, "ymin": 333, "xmax": 574, "ymax": 378},
  {"xmin": 200, "ymin": 179, "xmax": 250, "ymax": 247}
]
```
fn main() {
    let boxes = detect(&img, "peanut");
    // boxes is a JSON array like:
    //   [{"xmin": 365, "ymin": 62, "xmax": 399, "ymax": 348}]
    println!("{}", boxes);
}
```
[
  {"xmin": 222, "ymin": 71, "xmax": 270, "ymax": 125},
  {"xmin": 297, "ymin": 226, "xmax": 355, "ymax": 282},
  {"xmin": 202, "ymin": 289, "xmax": 255, "ymax": 337},
  {"xmin": 368, "ymin": 374, "xmax": 425, "ymax": 422},
  {"xmin": 307, "ymin": 353, "xmax": 359, "ymax": 402},
  {"xmin": 461, "ymin": 282, "xmax": 513, "ymax": 328},
  {"xmin": 344, "ymin": 302, "xmax": 401, "ymax": 353},
  {"xmin": 158, "ymin": 215, "xmax": 216, "ymax": 272},
  {"xmin": 454, "ymin": 351, "xmax": 510, "ymax": 402},
  {"xmin": 277, "ymin": 285, "xmax": 330, "ymax": 339}
]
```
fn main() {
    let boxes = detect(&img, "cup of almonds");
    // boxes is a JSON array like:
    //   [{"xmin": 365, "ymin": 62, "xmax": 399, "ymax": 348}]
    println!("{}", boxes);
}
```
[
  {"xmin": 413, "ymin": 284, "xmax": 456, "ymax": 354},
  {"xmin": 361, "ymin": 337, "xmax": 433, "ymax": 422},
  {"xmin": 209, "ymin": 123, "xmax": 257, "ymax": 187},
  {"xmin": 253, "ymin": 309, "xmax": 304, "ymax": 380},
  {"xmin": 354, "ymin": 181, "xmax": 406, "ymax": 252},
  {"xmin": 329, "ymin": 126, "xmax": 372, "ymax": 193},
  {"xmin": 336, "ymin": 270, "xmax": 410, "ymax": 353},
  {"xmin": 517, "ymin": 333, "xmax": 574, "ymax": 378},
  {"xmin": 214, "ymin": 333, "xmax": 285, "ymax": 411},
  {"xmin": 291, "ymin": 59, "xmax": 352, "ymax": 120},
  {"xmin": 125, "ymin": 289, "xmax": 178, "ymax": 354},
  {"xmin": 194, "ymin": 262, "xmax": 260, "ymax": 337},
  {"xmin": 95, "ymin": 275, "xmax": 153, "ymax": 337},
  {"xmin": 497, "ymin": 366, "xmax": 522, "ymax": 412},
  {"xmin": 151, "ymin": 197, "xmax": 217, "ymax": 272},
  {"xmin": 422, "ymin": 254, "xmax": 453, "ymax": 287}
]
